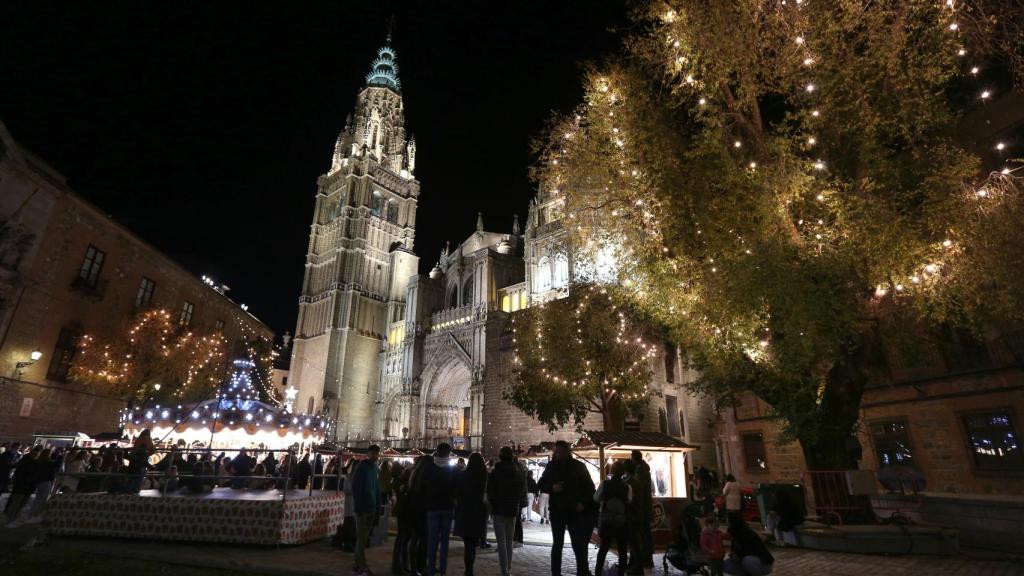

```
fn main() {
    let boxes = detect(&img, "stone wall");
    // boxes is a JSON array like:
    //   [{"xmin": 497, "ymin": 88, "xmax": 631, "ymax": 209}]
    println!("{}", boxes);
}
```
[{"xmin": 0, "ymin": 377, "xmax": 124, "ymax": 442}]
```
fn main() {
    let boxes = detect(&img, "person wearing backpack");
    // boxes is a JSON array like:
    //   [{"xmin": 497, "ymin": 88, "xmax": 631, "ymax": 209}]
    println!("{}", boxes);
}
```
[{"xmin": 594, "ymin": 460, "xmax": 632, "ymax": 576}]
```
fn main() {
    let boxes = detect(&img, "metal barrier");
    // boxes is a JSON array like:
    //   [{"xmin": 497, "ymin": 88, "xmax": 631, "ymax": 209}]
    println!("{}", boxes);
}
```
[
  {"xmin": 800, "ymin": 470, "xmax": 871, "ymax": 525},
  {"xmin": 800, "ymin": 469, "xmax": 926, "ymax": 525}
]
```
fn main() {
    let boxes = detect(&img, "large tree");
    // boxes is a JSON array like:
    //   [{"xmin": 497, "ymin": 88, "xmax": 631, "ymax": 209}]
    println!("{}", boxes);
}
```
[
  {"xmin": 506, "ymin": 283, "xmax": 659, "ymax": 432},
  {"xmin": 536, "ymin": 1, "xmax": 1024, "ymax": 470},
  {"xmin": 70, "ymin": 308, "xmax": 229, "ymax": 404}
]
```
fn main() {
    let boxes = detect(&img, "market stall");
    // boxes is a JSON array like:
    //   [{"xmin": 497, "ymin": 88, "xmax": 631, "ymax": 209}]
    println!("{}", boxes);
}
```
[{"xmin": 573, "ymin": 430, "xmax": 698, "ymax": 545}]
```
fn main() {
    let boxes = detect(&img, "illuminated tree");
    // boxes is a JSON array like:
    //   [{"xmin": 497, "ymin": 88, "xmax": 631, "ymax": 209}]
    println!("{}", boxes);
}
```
[
  {"xmin": 70, "ymin": 309, "xmax": 228, "ymax": 404},
  {"xmin": 506, "ymin": 283, "xmax": 659, "ymax": 432},
  {"xmin": 536, "ymin": 1, "xmax": 1024, "ymax": 470}
]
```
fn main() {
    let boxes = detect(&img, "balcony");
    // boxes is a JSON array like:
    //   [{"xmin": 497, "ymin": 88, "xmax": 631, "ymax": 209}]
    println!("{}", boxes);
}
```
[{"xmin": 430, "ymin": 304, "xmax": 474, "ymax": 332}]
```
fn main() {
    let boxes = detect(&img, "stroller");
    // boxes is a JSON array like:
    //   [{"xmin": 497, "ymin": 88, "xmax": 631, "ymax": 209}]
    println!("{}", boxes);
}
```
[{"xmin": 663, "ymin": 504, "xmax": 711, "ymax": 576}]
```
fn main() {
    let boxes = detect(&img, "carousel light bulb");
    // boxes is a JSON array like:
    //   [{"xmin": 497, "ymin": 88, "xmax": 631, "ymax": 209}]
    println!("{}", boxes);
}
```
[
  {"xmin": 942, "ymin": 239, "xmax": 953, "ymax": 247},
  {"xmin": 981, "ymin": 90, "xmax": 991, "ymax": 99},
  {"xmin": 970, "ymin": 66, "xmax": 979, "ymax": 74},
  {"xmin": 957, "ymin": 48, "xmax": 966, "ymax": 56},
  {"xmin": 808, "ymin": 137, "xmax": 816, "ymax": 145},
  {"xmin": 811, "ymin": 110, "xmax": 820, "ymax": 117},
  {"xmin": 734, "ymin": 141, "xmax": 742, "ymax": 148},
  {"xmin": 806, "ymin": 84, "xmax": 815, "ymax": 92},
  {"xmin": 698, "ymin": 98, "xmax": 707, "ymax": 105},
  {"xmin": 949, "ymin": 22, "xmax": 958, "ymax": 30},
  {"xmin": 803, "ymin": 58, "xmax": 814, "ymax": 66},
  {"xmin": 795, "ymin": 36, "xmax": 805, "ymax": 44},
  {"xmin": 996, "ymin": 142, "xmax": 1006, "ymax": 150}
]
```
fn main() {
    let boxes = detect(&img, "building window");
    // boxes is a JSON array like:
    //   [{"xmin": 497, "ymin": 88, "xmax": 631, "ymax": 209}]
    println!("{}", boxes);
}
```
[
  {"xmin": 78, "ymin": 245, "xmax": 105, "ymax": 288},
  {"xmin": 742, "ymin": 432, "xmax": 769, "ymax": 471},
  {"xmin": 307, "ymin": 397, "xmax": 315, "ymax": 414},
  {"xmin": 135, "ymin": 276, "xmax": 156, "ymax": 308},
  {"xmin": 519, "ymin": 291, "xmax": 528, "ymax": 310},
  {"xmin": 870, "ymin": 419, "xmax": 915, "ymax": 468},
  {"xmin": 535, "ymin": 257, "xmax": 552, "ymax": 292},
  {"xmin": 553, "ymin": 254, "xmax": 569, "ymax": 288},
  {"xmin": 47, "ymin": 326, "xmax": 81, "ymax": 381},
  {"xmin": 214, "ymin": 319, "xmax": 225, "ymax": 331},
  {"xmin": 666, "ymin": 395, "xmax": 682, "ymax": 437},
  {"xmin": 963, "ymin": 411, "xmax": 1024, "ymax": 471},
  {"xmin": 664, "ymin": 342, "xmax": 678, "ymax": 383},
  {"xmin": 501, "ymin": 294, "xmax": 511, "ymax": 313},
  {"xmin": 371, "ymin": 192, "xmax": 384, "ymax": 216},
  {"xmin": 386, "ymin": 201, "xmax": 399, "ymax": 224},
  {"xmin": 179, "ymin": 301, "xmax": 195, "ymax": 327},
  {"xmin": 462, "ymin": 277, "xmax": 473, "ymax": 306}
]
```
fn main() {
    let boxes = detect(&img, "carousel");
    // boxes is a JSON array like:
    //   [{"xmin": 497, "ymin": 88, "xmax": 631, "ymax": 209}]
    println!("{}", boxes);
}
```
[
  {"xmin": 119, "ymin": 358, "xmax": 330, "ymax": 449},
  {"xmin": 47, "ymin": 359, "xmax": 343, "ymax": 546}
]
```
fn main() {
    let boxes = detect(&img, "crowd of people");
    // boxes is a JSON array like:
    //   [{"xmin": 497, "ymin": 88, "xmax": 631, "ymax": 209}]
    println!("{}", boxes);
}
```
[{"xmin": 3, "ymin": 435, "xmax": 782, "ymax": 576}]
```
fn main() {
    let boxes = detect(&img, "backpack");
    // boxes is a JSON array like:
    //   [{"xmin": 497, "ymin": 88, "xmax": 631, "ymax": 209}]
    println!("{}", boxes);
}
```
[{"xmin": 600, "ymin": 479, "xmax": 628, "ymax": 528}]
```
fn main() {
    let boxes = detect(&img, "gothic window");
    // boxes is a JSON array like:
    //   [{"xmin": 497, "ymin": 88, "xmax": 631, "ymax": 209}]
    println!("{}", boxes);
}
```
[
  {"xmin": 462, "ymin": 277, "xmax": 474, "ymax": 306},
  {"xmin": 666, "ymin": 395, "xmax": 682, "ymax": 436},
  {"xmin": 307, "ymin": 397, "xmax": 315, "ymax": 414},
  {"xmin": 371, "ymin": 192, "xmax": 384, "ymax": 217},
  {"xmin": 386, "ymin": 201, "xmax": 399, "ymax": 224},
  {"xmin": 501, "ymin": 294, "xmax": 511, "ymax": 312},
  {"xmin": 664, "ymin": 342, "xmax": 678, "ymax": 383},
  {"xmin": 372, "ymin": 124, "xmax": 379, "ymax": 149},
  {"xmin": 535, "ymin": 257, "xmax": 552, "ymax": 292},
  {"xmin": 553, "ymin": 254, "xmax": 569, "ymax": 288},
  {"xmin": 447, "ymin": 285, "xmax": 459, "ymax": 309}
]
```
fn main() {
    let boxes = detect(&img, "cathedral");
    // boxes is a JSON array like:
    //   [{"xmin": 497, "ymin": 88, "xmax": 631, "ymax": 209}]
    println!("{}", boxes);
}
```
[{"xmin": 287, "ymin": 38, "xmax": 715, "ymax": 458}]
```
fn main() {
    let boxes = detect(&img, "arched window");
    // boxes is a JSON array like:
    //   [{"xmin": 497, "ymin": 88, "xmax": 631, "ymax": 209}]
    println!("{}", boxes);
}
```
[
  {"xmin": 535, "ymin": 257, "xmax": 552, "ymax": 292},
  {"xmin": 371, "ymin": 192, "xmax": 384, "ymax": 216},
  {"xmin": 501, "ymin": 294, "xmax": 511, "ymax": 312},
  {"xmin": 553, "ymin": 254, "xmax": 569, "ymax": 288},
  {"xmin": 462, "ymin": 277, "xmax": 474, "ymax": 306},
  {"xmin": 447, "ymin": 285, "xmax": 459, "ymax": 309}
]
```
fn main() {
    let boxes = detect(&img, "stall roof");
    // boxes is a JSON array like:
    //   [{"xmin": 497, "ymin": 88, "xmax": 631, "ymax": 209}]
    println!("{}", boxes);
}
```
[{"xmin": 575, "ymin": 431, "xmax": 697, "ymax": 454}]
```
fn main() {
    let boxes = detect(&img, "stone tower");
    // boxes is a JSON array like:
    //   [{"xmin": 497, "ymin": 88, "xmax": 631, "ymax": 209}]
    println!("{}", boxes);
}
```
[{"xmin": 288, "ymin": 37, "xmax": 420, "ymax": 442}]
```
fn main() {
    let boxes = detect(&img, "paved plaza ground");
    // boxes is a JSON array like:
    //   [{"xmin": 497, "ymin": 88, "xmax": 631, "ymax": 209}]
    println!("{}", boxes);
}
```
[{"xmin": 2, "ymin": 519, "xmax": 1022, "ymax": 576}]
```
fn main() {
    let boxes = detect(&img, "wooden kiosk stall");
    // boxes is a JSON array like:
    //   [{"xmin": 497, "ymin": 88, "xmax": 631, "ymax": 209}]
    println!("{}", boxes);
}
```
[{"xmin": 573, "ymin": 431, "xmax": 698, "ymax": 545}]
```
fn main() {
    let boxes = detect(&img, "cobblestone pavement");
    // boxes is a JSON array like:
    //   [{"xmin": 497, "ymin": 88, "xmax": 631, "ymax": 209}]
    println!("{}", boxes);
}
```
[{"xmin": 3, "ymin": 530, "xmax": 1017, "ymax": 576}]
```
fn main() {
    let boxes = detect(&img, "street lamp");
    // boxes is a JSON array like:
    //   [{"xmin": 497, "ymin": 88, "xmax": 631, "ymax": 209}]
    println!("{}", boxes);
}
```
[{"xmin": 14, "ymin": 350, "xmax": 43, "ymax": 378}]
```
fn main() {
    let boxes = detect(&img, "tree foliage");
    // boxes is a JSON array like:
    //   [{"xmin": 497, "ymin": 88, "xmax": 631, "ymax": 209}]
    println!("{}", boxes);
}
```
[
  {"xmin": 70, "ymin": 308, "xmax": 229, "ymax": 404},
  {"xmin": 506, "ymin": 283, "xmax": 659, "ymax": 432},
  {"xmin": 535, "ymin": 1, "xmax": 1024, "ymax": 468}
]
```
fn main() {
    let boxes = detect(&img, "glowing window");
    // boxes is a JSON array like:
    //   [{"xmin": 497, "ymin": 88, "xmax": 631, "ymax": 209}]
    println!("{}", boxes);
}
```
[
  {"xmin": 535, "ymin": 257, "xmax": 552, "ymax": 292},
  {"xmin": 519, "ymin": 292, "xmax": 528, "ymax": 310},
  {"xmin": 553, "ymin": 254, "xmax": 569, "ymax": 288},
  {"xmin": 501, "ymin": 295, "xmax": 511, "ymax": 312}
]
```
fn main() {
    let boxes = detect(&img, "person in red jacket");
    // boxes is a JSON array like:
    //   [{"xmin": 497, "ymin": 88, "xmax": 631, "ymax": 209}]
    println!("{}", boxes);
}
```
[{"xmin": 699, "ymin": 512, "xmax": 726, "ymax": 576}]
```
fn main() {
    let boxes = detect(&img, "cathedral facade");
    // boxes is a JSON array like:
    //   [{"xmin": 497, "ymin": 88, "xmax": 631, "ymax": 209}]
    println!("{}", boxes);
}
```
[{"xmin": 288, "ymin": 39, "xmax": 717, "ymax": 460}]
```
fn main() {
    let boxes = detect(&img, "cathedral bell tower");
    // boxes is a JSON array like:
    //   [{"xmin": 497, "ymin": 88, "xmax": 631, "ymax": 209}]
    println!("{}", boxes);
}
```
[{"xmin": 288, "ymin": 36, "xmax": 420, "ymax": 443}]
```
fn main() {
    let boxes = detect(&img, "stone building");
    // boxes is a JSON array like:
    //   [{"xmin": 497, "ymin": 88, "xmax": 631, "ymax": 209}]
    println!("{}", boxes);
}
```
[
  {"xmin": 0, "ymin": 120, "xmax": 273, "ymax": 442},
  {"xmin": 288, "ymin": 38, "xmax": 718, "ymax": 467}
]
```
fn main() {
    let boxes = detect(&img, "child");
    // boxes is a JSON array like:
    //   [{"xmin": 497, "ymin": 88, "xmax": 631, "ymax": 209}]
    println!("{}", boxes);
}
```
[{"xmin": 699, "ymin": 512, "xmax": 726, "ymax": 576}]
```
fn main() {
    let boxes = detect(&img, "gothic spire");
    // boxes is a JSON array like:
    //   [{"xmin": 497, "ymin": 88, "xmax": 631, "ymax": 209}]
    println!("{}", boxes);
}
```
[
  {"xmin": 512, "ymin": 213, "xmax": 520, "ymax": 235},
  {"xmin": 366, "ymin": 37, "xmax": 401, "ymax": 91},
  {"xmin": 476, "ymin": 212, "xmax": 484, "ymax": 232}
]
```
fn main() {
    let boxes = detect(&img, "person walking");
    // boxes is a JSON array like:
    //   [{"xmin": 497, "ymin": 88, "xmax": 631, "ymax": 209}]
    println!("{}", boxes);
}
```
[
  {"xmin": 594, "ymin": 461, "xmax": 632, "ymax": 576},
  {"xmin": 722, "ymin": 474, "xmax": 742, "ymax": 522},
  {"xmin": 406, "ymin": 456, "xmax": 431, "ymax": 575},
  {"xmin": 0, "ymin": 442, "xmax": 21, "ymax": 496},
  {"xmin": 513, "ymin": 454, "xmax": 528, "ymax": 546},
  {"xmin": 524, "ymin": 470, "xmax": 538, "ymax": 522},
  {"xmin": 488, "ymin": 447, "xmax": 526, "ymax": 576},
  {"xmin": 538, "ymin": 440, "xmax": 597, "ymax": 576},
  {"xmin": 4, "ymin": 446, "xmax": 38, "ymax": 526},
  {"xmin": 419, "ymin": 443, "xmax": 457, "ymax": 576},
  {"xmin": 352, "ymin": 445, "xmax": 381, "ymax": 576},
  {"xmin": 24, "ymin": 447, "xmax": 56, "ymax": 522},
  {"xmin": 454, "ymin": 453, "xmax": 488, "ymax": 576},
  {"xmin": 391, "ymin": 461, "xmax": 414, "ymax": 575},
  {"xmin": 627, "ymin": 450, "xmax": 654, "ymax": 574}
]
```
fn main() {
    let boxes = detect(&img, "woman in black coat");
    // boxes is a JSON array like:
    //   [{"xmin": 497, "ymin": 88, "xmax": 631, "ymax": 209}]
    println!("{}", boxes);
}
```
[{"xmin": 453, "ymin": 453, "xmax": 488, "ymax": 576}]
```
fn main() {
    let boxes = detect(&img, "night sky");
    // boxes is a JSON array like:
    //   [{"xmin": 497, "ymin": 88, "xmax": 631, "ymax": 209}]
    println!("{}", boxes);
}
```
[{"xmin": 0, "ymin": 1, "xmax": 630, "ymax": 335}]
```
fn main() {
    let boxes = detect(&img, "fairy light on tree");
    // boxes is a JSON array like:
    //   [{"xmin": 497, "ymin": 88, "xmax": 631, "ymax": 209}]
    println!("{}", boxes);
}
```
[
  {"xmin": 533, "ymin": 1, "xmax": 1024, "ymax": 471},
  {"xmin": 505, "ymin": 283, "xmax": 659, "ymax": 432}
]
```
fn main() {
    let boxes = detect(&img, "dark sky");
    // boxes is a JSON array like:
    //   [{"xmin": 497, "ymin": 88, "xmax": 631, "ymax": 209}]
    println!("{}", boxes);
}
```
[{"xmin": 0, "ymin": 1, "xmax": 630, "ymax": 335}]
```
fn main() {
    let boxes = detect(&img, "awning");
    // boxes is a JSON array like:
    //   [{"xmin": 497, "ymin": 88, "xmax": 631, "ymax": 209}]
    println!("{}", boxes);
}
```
[{"xmin": 573, "ymin": 430, "xmax": 698, "ymax": 457}]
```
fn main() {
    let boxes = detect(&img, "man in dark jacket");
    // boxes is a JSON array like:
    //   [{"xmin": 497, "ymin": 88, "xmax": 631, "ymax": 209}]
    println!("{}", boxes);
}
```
[
  {"xmin": 352, "ymin": 445, "xmax": 381, "ymax": 576},
  {"xmin": 538, "ymin": 440, "xmax": 596, "ymax": 576},
  {"xmin": 0, "ymin": 443, "xmax": 20, "ymax": 496},
  {"xmin": 489, "ymin": 447, "xmax": 526, "ymax": 576},
  {"xmin": 416, "ymin": 442, "xmax": 457, "ymax": 576},
  {"xmin": 627, "ymin": 450, "xmax": 654, "ymax": 574}
]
